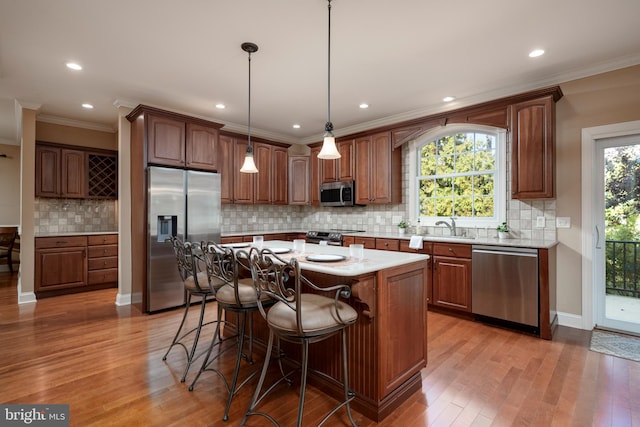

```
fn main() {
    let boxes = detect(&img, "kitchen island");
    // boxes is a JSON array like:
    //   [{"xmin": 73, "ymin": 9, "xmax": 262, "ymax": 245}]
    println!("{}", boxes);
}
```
[{"xmin": 229, "ymin": 241, "xmax": 430, "ymax": 422}]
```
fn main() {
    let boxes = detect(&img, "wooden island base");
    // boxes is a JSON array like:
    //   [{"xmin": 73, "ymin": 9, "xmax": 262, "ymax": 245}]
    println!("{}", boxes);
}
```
[{"xmin": 225, "ymin": 251, "xmax": 430, "ymax": 423}]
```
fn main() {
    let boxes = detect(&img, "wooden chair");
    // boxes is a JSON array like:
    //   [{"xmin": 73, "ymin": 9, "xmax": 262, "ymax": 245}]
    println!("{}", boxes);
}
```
[
  {"xmin": 0, "ymin": 227, "xmax": 18, "ymax": 274},
  {"xmin": 241, "ymin": 248, "xmax": 359, "ymax": 427}
]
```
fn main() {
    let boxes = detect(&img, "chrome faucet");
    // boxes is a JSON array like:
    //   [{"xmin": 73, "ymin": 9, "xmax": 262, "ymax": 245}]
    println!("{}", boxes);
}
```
[{"xmin": 435, "ymin": 217, "xmax": 457, "ymax": 236}]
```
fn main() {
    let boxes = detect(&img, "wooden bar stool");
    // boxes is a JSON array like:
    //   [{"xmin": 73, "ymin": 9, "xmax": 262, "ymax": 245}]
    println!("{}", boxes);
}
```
[{"xmin": 241, "ymin": 248, "xmax": 360, "ymax": 427}]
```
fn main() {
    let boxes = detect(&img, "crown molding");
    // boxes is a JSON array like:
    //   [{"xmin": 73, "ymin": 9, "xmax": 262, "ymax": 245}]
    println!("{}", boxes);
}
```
[{"xmin": 37, "ymin": 114, "xmax": 117, "ymax": 133}]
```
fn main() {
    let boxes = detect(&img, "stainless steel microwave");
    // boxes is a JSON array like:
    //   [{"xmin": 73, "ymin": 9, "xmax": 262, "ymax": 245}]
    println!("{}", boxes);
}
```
[{"xmin": 320, "ymin": 180, "xmax": 356, "ymax": 207}]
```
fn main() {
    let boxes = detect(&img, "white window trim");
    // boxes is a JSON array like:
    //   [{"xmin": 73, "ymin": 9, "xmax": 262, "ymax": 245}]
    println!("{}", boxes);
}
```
[{"xmin": 408, "ymin": 124, "xmax": 506, "ymax": 229}]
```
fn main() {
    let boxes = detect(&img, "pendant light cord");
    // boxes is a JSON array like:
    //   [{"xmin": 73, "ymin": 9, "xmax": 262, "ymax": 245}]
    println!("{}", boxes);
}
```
[
  {"xmin": 326, "ymin": 0, "xmax": 333, "ymax": 133},
  {"xmin": 248, "ymin": 49, "xmax": 252, "ymax": 149}
]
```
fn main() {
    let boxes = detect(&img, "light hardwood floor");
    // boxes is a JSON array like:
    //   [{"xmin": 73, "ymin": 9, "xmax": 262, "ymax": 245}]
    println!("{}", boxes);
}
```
[{"xmin": 1, "ymin": 272, "xmax": 638, "ymax": 426}]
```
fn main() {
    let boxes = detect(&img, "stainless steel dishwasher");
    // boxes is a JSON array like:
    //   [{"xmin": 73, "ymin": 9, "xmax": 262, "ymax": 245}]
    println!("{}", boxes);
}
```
[{"xmin": 472, "ymin": 245, "xmax": 539, "ymax": 332}]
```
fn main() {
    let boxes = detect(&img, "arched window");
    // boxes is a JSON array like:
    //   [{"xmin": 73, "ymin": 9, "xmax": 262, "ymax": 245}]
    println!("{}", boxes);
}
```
[{"xmin": 409, "ymin": 124, "xmax": 507, "ymax": 228}]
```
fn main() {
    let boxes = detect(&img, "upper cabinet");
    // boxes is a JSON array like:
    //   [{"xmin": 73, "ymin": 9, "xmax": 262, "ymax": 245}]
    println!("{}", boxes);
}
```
[
  {"xmin": 35, "ymin": 143, "xmax": 117, "ymax": 199},
  {"xmin": 310, "ymin": 146, "xmax": 321, "ymax": 205},
  {"xmin": 254, "ymin": 142, "xmax": 288, "ymax": 205},
  {"xmin": 219, "ymin": 134, "xmax": 253, "ymax": 204},
  {"xmin": 128, "ymin": 105, "xmax": 223, "ymax": 172},
  {"xmin": 219, "ymin": 132, "xmax": 289, "ymax": 205},
  {"xmin": 355, "ymin": 131, "xmax": 402, "ymax": 204},
  {"xmin": 288, "ymin": 156, "xmax": 310, "ymax": 205},
  {"xmin": 510, "ymin": 95, "xmax": 555, "ymax": 199},
  {"xmin": 316, "ymin": 139, "xmax": 355, "ymax": 184}
]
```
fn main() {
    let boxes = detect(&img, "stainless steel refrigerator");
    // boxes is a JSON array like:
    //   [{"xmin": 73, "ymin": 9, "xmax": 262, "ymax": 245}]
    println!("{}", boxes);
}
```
[{"xmin": 147, "ymin": 166, "xmax": 221, "ymax": 312}]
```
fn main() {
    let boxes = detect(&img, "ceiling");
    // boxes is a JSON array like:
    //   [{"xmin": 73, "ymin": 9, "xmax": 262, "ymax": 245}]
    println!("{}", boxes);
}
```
[{"xmin": 1, "ymin": 0, "xmax": 640, "ymax": 146}]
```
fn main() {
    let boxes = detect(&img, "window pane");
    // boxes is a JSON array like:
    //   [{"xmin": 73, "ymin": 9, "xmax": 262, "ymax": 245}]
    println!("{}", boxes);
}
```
[
  {"xmin": 454, "ymin": 176, "xmax": 473, "ymax": 196},
  {"xmin": 435, "ymin": 178, "xmax": 452, "ymax": 196},
  {"xmin": 436, "ymin": 155, "xmax": 454, "ymax": 175},
  {"xmin": 435, "ymin": 197, "xmax": 453, "ymax": 216},
  {"xmin": 475, "ymin": 150, "xmax": 495, "ymax": 171},
  {"xmin": 474, "ymin": 174, "xmax": 494, "ymax": 195},
  {"xmin": 473, "ymin": 195, "xmax": 494, "ymax": 217},
  {"xmin": 421, "ymin": 156, "xmax": 436, "ymax": 176},
  {"xmin": 419, "ymin": 179, "xmax": 435, "ymax": 198},
  {"xmin": 454, "ymin": 197, "xmax": 473, "ymax": 216},
  {"xmin": 457, "ymin": 152, "xmax": 474, "ymax": 173}
]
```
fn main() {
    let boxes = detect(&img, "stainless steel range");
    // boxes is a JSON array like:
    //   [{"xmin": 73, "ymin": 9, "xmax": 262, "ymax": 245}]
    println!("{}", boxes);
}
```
[{"xmin": 305, "ymin": 229, "xmax": 365, "ymax": 246}]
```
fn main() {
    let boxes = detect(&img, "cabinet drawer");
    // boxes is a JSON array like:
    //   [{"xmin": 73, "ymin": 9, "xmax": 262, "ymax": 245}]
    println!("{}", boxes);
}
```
[
  {"xmin": 433, "ymin": 242, "xmax": 472, "ymax": 258},
  {"xmin": 88, "ymin": 268, "xmax": 118, "ymax": 284},
  {"xmin": 399, "ymin": 240, "xmax": 433, "ymax": 254},
  {"xmin": 88, "ymin": 245, "xmax": 118, "ymax": 258},
  {"xmin": 353, "ymin": 237, "xmax": 376, "ymax": 249},
  {"xmin": 88, "ymin": 256, "xmax": 118, "ymax": 271},
  {"xmin": 36, "ymin": 236, "xmax": 87, "ymax": 249},
  {"xmin": 88, "ymin": 234, "xmax": 118, "ymax": 245},
  {"xmin": 375, "ymin": 238, "xmax": 399, "ymax": 251}
]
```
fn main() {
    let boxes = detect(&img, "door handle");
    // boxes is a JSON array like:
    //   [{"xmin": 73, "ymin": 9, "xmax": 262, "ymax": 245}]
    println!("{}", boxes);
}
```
[{"xmin": 595, "ymin": 225, "xmax": 602, "ymax": 249}]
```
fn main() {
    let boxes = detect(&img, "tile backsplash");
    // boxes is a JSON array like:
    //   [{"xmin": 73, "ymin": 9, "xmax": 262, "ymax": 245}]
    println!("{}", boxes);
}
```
[{"xmin": 34, "ymin": 198, "xmax": 118, "ymax": 234}]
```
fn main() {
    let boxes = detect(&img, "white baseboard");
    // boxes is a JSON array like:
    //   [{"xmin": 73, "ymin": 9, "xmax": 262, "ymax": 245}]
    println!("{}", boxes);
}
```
[
  {"xmin": 116, "ymin": 292, "xmax": 131, "ymax": 306},
  {"xmin": 18, "ymin": 292, "xmax": 37, "ymax": 304},
  {"xmin": 557, "ymin": 311, "xmax": 586, "ymax": 330}
]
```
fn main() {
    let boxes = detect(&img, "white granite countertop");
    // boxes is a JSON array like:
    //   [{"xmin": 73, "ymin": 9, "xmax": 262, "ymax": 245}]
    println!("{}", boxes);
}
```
[
  {"xmin": 35, "ymin": 231, "xmax": 118, "ymax": 237},
  {"xmin": 232, "ymin": 240, "xmax": 429, "ymax": 277},
  {"xmin": 222, "ymin": 229, "xmax": 558, "ymax": 249},
  {"xmin": 345, "ymin": 231, "xmax": 559, "ymax": 249}
]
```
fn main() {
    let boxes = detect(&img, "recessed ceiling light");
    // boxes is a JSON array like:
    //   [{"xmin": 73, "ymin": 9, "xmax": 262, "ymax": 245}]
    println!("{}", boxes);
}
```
[
  {"xmin": 215, "ymin": 103, "xmax": 226, "ymax": 109},
  {"xmin": 443, "ymin": 96, "xmax": 455, "ymax": 102},
  {"xmin": 66, "ymin": 62, "xmax": 82, "ymax": 71},
  {"xmin": 529, "ymin": 49, "xmax": 545, "ymax": 58},
  {"xmin": 359, "ymin": 103, "xmax": 369, "ymax": 109},
  {"xmin": 81, "ymin": 103, "xmax": 94, "ymax": 109},
  {"xmin": 292, "ymin": 124, "xmax": 301, "ymax": 129}
]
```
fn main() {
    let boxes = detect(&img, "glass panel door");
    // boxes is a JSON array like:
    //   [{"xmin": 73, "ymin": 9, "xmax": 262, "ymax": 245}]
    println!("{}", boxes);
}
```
[{"xmin": 595, "ymin": 135, "xmax": 640, "ymax": 334}]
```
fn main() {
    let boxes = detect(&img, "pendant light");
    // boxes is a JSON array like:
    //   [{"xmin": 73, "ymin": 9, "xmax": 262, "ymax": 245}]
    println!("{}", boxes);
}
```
[
  {"xmin": 240, "ymin": 42, "xmax": 259, "ymax": 173},
  {"xmin": 317, "ymin": 0, "xmax": 341, "ymax": 159}
]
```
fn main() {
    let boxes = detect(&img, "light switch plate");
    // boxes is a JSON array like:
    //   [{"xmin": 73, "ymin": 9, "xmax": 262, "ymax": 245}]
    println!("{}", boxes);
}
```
[
  {"xmin": 536, "ymin": 216, "xmax": 546, "ymax": 228},
  {"xmin": 556, "ymin": 217, "xmax": 571, "ymax": 228}
]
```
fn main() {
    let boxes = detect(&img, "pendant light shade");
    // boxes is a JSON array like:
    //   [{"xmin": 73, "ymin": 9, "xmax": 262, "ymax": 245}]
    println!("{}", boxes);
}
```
[
  {"xmin": 318, "ymin": 0, "xmax": 341, "ymax": 160},
  {"xmin": 240, "ymin": 42, "xmax": 259, "ymax": 173}
]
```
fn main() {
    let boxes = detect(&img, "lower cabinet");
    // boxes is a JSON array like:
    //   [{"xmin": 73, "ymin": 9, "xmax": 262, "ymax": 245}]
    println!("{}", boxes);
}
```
[
  {"xmin": 432, "ymin": 243, "xmax": 472, "ymax": 312},
  {"xmin": 35, "ymin": 234, "xmax": 118, "ymax": 297},
  {"xmin": 87, "ymin": 234, "xmax": 119, "ymax": 285},
  {"xmin": 35, "ymin": 236, "xmax": 87, "ymax": 292}
]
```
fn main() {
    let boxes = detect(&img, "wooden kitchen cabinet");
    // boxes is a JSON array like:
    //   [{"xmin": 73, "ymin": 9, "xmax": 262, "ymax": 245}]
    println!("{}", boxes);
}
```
[
  {"xmin": 432, "ymin": 243, "xmax": 472, "ymax": 313},
  {"xmin": 87, "ymin": 234, "xmax": 118, "ymax": 285},
  {"xmin": 36, "ymin": 234, "xmax": 118, "ymax": 297},
  {"xmin": 355, "ymin": 131, "xmax": 402, "ymax": 204},
  {"xmin": 254, "ymin": 142, "xmax": 288, "ymax": 205},
  {"xmin": 35, "ymin": 236, "xmax": 87, "ymax": 294},
  {"xmin": 219, "ymin": 134, "xmax": 254, "ymax": 204},
  {"xmin": 288, "ymin": 156, "xmax": 310, "ymax": 205},
  {"xmin": 310, "ymin": 146, "xmax": 321, "ymax": 205},
  {"xmin": 35, "ymin": 144, "xmax": 86, "ymax": 198},
  {"xmin": 375, "ymin": 238, "xmax": 399, "ymax": 251},
  {"xmin": 352, "ymin": 236, "xmax": 376, "ymax": 249},
  {"xmin": 318, "ymin": 139, "xmax": 355, "ymax": 183},
  {"xmin": 510, "ymin": 95, "xmax": 555, "ymax": 199},
  {"xmin": 128, "ymin": 105, "xmax": 223, "ymax": 172}
]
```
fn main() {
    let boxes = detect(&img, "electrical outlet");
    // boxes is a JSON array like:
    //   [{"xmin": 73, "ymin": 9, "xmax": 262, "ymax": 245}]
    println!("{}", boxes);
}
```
[
  {"xmin": 556, "ymin": 217, "xmax": 571, "ymax": 228},
  {"xmin": 536, "ymin": 216, "xmax": 546, "ymax": 228},
  {"xmin": 75, "ymin": 215, "xmax": 82, "ymax": 224}
]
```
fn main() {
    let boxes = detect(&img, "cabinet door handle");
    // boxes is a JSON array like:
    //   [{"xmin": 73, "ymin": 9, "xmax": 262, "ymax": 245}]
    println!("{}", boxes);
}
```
[
  {"xmin": 56, "ymin": 240, "xmax": 68, "ymax": 245},
  {"xmin": 83, "ymin": 249, "xmax": 86, "ymax": 258}
]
